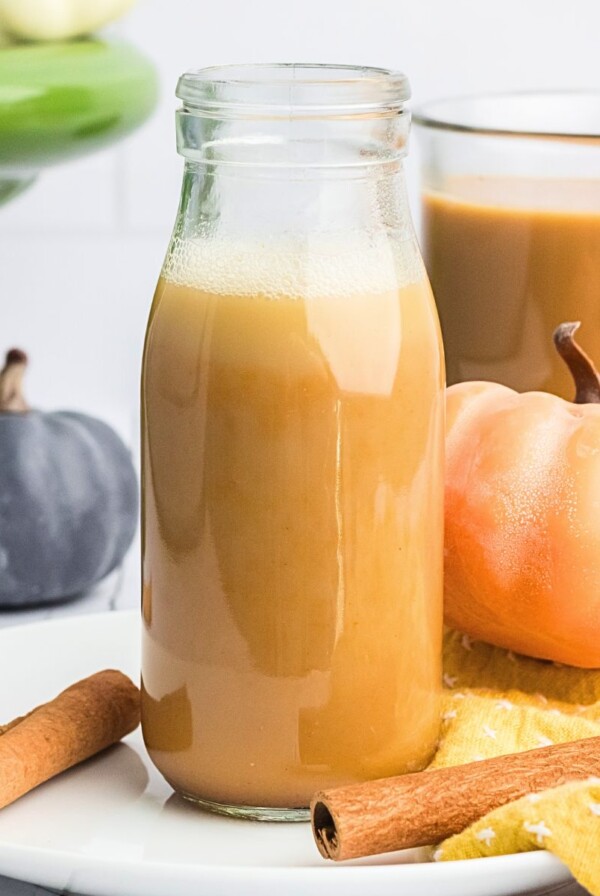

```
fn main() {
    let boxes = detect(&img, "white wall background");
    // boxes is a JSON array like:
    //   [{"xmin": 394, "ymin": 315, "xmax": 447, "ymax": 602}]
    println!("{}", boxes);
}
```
[{"xmin": 1, "ymin": 0, "xmax": 599, "ymax": 444}]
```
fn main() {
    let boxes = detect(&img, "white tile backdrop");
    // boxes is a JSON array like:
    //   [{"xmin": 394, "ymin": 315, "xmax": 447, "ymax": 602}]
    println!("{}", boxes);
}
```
[{"xmin": 1, "ymin": 0, "xmax": 599, "ymax": 444}]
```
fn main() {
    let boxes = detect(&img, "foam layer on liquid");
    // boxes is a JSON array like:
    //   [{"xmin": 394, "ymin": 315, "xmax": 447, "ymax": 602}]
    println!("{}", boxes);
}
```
[{"xmin": 162, "ymin": 234, "xmax": 423, "ymax": 298}]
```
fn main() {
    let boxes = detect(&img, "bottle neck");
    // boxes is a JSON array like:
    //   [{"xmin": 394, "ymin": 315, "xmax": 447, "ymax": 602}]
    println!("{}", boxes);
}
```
[
  {"xmin": 172, "ymin": 63, "xmax": 413, "ymax": 243},
  {"xmin": 173, "ymin": 152, "xmax": 414, "ymax": 246},
  {"xmin": 176, "ymin": 104, "xmax": 410, "ymax": 169}
]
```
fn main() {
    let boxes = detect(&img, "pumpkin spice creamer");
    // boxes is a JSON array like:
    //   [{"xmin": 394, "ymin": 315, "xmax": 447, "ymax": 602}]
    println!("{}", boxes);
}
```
[
  {"xmin": 141, "ymin": 65, "xmax": 444, "ymax": 819},
  {"xmin": 414, "ymin": 93, "xmax": 600, "ymax": 398}
]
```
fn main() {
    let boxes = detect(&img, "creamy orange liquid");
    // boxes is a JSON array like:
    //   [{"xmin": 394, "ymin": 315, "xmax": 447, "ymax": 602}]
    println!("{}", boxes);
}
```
[
  {"xmin": 141, "ymin": 239, "xmax": 444, "ymax": 809},
  {"xmin": 423, "ymin": 177, "xmax": 600, "ymax": 397}
]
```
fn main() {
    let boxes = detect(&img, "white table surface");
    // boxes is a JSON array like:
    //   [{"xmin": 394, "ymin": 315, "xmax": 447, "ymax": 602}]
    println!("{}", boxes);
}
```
[
  {"xmin": 0, "ymin": 543, "xmax": 591, "ymax": 896},
  {"xmin": 0, "ymin": 542, "xmax": 139, "ymax": 896}
]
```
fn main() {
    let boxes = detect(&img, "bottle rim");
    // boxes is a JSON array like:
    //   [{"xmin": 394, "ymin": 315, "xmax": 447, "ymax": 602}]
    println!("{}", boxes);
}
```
[
  {"xmin": 176, "ymin": 63, "xmax": 410, "ymax": 119},
  {"xmin": 413, "ymin": 90, "xmax": 600, "ymax": 141}
]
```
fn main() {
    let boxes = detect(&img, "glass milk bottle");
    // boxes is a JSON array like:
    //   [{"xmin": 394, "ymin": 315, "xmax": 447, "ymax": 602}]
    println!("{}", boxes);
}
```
[{"xmin": 141, "ymin": 64, "xmax": 444, "ymax": 821}]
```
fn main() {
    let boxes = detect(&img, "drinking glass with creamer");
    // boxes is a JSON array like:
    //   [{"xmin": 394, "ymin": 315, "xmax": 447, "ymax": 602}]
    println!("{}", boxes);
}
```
[
  {"xmin": 414, "ymin": 92, "xmax": 600, "ymax": 397},
  {"xmin": 141, "ymin": 64, "xmax": 444, "ymax": 821}
]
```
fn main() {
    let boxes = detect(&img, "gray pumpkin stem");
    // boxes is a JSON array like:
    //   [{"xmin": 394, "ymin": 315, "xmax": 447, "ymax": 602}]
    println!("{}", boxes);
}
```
[{"xmin": 0, "ymin": 349, "xmax": 30, "ymax": 413}]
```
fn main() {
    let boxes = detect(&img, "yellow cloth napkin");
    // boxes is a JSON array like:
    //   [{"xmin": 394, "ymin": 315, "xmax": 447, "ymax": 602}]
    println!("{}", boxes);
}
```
[{"xmin": 434, "ymin": 630, "xmax": 600, "ymax": 894}]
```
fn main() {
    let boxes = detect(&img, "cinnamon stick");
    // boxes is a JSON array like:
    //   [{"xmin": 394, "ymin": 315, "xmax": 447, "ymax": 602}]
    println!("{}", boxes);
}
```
[
  {"xmin": 0, "ymin": 670, "xmax": 140, "ymax": 809},
  {"xmin": 311, "ymin": 735, "xmax": 600, "ymax": 861}
]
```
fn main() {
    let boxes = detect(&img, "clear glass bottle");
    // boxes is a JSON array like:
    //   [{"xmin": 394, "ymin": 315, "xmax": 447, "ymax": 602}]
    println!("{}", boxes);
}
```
[{"xmin": 141, "ymin": 64, "xmax": 444, "ymax": 821}]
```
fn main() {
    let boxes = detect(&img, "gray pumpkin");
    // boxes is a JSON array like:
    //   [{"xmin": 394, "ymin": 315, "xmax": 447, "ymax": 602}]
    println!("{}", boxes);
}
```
[{"xmin": 0, "ymin": 349, "xmax": 138, "ymax": 606}]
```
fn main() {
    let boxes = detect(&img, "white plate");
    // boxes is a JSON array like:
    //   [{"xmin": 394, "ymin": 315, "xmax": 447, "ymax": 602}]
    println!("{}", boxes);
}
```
[{"xmin": 0, "ymin": 611, "xmax": 574, "ymax": 896}]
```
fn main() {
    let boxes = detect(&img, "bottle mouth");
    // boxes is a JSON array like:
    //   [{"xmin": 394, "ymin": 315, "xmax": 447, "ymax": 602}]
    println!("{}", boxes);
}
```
[
  {"xmin": 413, "ymin": 90, "xmax": 600, "ymax": 140},
  {"xmin": 176, "ymin": 63, "xmax": 410, "ymax": 120}
]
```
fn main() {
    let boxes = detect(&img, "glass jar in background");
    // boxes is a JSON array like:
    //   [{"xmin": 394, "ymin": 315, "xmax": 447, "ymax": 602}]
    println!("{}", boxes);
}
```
[
  {"xmin": 414, "ymin": 92, "xmax": 600, "ymax": 397},
  {"xmin": 141, "ymin": 64, "xmax": 444, "ymax": 821}
]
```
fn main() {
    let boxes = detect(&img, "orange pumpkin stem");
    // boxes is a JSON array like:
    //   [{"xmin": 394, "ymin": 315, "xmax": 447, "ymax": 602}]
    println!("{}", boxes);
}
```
[
  {"xmin": 0, "ymin": 349, "xmax": 30, "ymax": 413},
  {"xmin": 553, "ymin": 322, "xmax": 600, "ymax": 404}
]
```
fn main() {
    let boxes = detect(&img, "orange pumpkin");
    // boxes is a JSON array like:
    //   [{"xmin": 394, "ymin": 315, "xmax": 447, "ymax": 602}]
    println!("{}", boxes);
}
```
[{"xmin": 445, "ymin": 322, "xmax": 600, "ymax": 668}]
